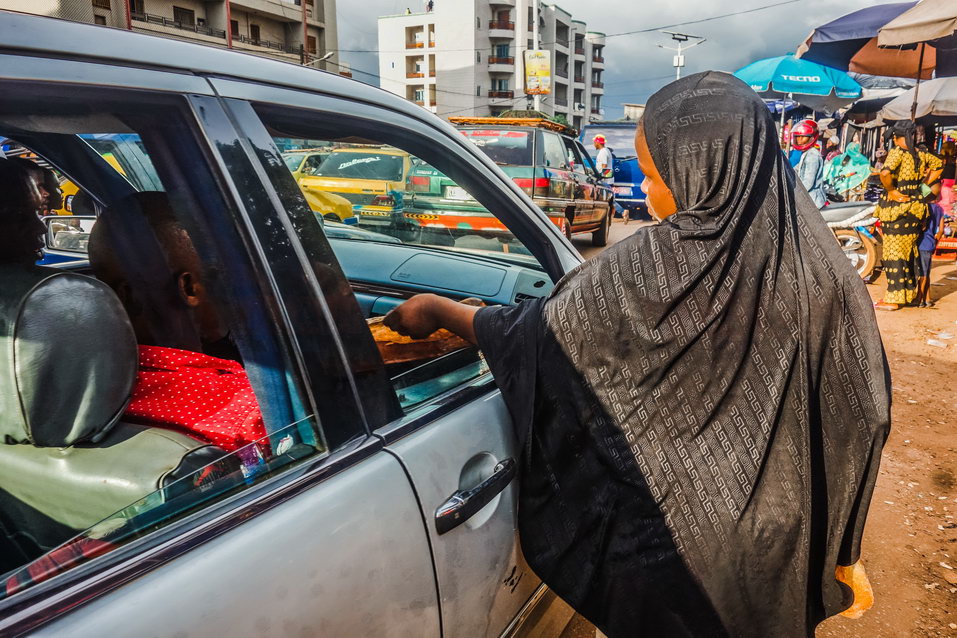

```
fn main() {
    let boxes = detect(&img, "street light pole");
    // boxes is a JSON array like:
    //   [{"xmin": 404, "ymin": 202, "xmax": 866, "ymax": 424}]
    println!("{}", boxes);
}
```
[{"xmin": 657, "ymin": 31, "xmax": 705, "ymax": 81}]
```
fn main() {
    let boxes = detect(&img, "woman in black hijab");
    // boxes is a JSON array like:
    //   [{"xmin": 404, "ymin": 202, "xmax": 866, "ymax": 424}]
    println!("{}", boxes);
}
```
[{"xmin": 386, "ymin": 72, "xmax": 890, "ymax": 637}]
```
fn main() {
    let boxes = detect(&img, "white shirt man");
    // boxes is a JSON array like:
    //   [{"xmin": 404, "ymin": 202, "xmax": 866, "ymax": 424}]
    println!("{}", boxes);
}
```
[{"xmin": 594, "ymin": 135, "xmax": 613, "ymax": 180}]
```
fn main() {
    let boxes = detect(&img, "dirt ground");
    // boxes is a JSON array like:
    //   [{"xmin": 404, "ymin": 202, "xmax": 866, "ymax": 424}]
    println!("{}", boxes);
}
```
[{"xmin": 562, "ymin": 221, "xmax": 957, "ymax": 638}]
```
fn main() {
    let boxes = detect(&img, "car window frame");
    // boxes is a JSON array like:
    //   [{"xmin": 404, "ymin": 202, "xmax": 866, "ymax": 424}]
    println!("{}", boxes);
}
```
[{"xmin": 207, "ymin": 79, "xmax": 576, "ymax": 440}]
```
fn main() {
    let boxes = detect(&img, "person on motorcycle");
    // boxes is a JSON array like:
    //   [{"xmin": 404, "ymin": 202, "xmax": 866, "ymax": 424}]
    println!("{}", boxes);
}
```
[{"xmin": 791, "ymin": 119, "xmax": 826, "ymax": 208}]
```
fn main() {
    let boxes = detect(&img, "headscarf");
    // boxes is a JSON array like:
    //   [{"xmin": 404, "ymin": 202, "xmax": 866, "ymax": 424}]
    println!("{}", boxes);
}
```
[
  {"xmin": 885, "ymin": 119, "xmax": 920, "ymax": 165},
  {"xmin": 474, "ymin": 71, "xmax": 890, "ymax": 637},
  {"xmin": 825, "ymin": 141, "xmax": 872, "ymax": 193}
]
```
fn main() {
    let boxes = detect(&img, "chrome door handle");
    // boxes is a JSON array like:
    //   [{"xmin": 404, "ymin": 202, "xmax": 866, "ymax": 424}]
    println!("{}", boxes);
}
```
[{"xmin": 435, "ymin": 458, "xmax": 516, "ymax": 535}]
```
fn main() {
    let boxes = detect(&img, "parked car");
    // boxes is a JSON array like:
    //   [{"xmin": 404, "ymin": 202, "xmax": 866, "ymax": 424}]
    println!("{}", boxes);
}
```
[
  {"xmin": 579, "ymin": 121, "xmax": 648, "ymax": 220},
  {"xmin": 446, "ymin": 117, "xmax": 614, "ymax": 246},
  {"xmin": 298, "ymin": 147, "xmax": 413, "ymax": 230},
  {"xmin": 0, "ymin": 10, "xmax": 582, "ymax": 637}
]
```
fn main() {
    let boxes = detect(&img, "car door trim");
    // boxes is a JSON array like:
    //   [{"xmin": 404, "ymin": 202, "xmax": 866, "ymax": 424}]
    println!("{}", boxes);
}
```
[{"xmin": 0, "ymin": 435, "xmax": 384, "ymax": 636}]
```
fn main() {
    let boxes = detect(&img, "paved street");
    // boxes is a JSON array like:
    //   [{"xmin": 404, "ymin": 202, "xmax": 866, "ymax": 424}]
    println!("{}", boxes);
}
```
[{"xmin": 573, "ymin": 217, "xmax": 653, "ymax": 260}]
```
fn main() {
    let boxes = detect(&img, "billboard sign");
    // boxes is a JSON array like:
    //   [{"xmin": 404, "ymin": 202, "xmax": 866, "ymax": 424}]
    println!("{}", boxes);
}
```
[{"xmin": 524, "ymin": 50, "xmax": 552, "ymax": 95}]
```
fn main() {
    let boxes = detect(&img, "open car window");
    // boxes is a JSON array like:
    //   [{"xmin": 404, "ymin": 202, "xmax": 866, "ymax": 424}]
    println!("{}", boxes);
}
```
[{"xmin": 245, "ymin": 103, "xmax": 554, "ymax": 415}]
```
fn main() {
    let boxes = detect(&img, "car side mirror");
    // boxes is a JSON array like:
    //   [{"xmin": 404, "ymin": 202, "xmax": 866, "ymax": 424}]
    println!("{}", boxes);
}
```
[{"xmin": 43, "ymin": 215, "xmax": 96, "ymax": 255}]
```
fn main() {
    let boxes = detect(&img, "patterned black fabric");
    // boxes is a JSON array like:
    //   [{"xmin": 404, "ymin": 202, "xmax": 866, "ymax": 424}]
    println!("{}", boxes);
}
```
[{"xmin": 475, "ymin": 72, "xmax": 890, "ymax": 637}]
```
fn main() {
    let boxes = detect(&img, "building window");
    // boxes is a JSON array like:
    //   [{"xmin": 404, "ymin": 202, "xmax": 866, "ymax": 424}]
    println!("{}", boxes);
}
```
[
  {"xmin": 414, "ymin": 88, "xmax": 425, "ymax": 103},
  {"xmin": 130, "ymin": 0, "xmax": 144, "ymax": 13},
  {"xmin": 492, "ymin": 78, "xmax": 509, "ymax": 91},
  {"xmin": 250, "ymin": 24, "xmax": 261, "ymax": 44},
  {"xmin": 230, "ymin": 20, "xmax": 239, "ymax": 37},
  {"xmin": 94, "ymin": 14, "xmax": 107, "ymax": 24},
  {"xmin": 494, "ymin": 44, "xmax": 509, "ymax": 57},
  {"xmin": 476, "ymin": 85, "xmax": 481, "ymax": 97},
  {"xmin": 307, "ymin": 35, "xmax": 317, "ymax": 54},
  {"xmin": 172, "ymin": 7, "xmax": 195, "ymax": 27},
  {"xmin": 476, "ymin": 51, "xmax": 481, "ymax": 63},
  {"xmin": 92, "ymin": 0, "xmax": 111, "ymax": 9},
  {"xmin": 476, "ymin": 17, "xmax": 480, "ymax": 29}
]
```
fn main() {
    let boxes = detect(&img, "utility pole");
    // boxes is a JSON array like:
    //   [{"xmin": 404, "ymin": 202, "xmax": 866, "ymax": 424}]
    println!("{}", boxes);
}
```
[
  {"xmin": 657, "ymin": 31, "xmax": 705, "ymax": 81},
  {"xmin": 532, "ymin": 0, "xmax": 540, "ymax": 111}
]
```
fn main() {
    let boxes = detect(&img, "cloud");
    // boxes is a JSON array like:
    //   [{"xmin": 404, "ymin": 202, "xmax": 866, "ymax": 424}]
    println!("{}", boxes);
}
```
[{"xmin": 336, "ymin": 0, "xmax": 878, "ymax": 118}]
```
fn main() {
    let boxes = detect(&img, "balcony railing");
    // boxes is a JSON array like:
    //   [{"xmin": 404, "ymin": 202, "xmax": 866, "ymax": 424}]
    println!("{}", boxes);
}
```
[
  {"xmin": 556, "ymin": 38, "xmax": 569, "ymax": 47},
  {"xmin": 488, "ymin": 90, "xmax": 514, "ymax": 98},
  {"xmin": 233, "ymin": 33, "xmax": 297, "ymax": 53},
  {"xmin": 574, "ymin": 47, "xmax": 585, "ymax": 55},
  {"xmin": 555, "ymin": 97, "xmax": 568, "ymax": 107},
  {"xmin": 592, "ymin": 81, "xmax": 604, "ymax": 88},
  {"xmin": 556, "ymin": 67, "xmax": 568, "ymax": 79},
  {"xmin": 488, "ymin": 56, "xmax": 515, "ymax": 65},
  {"xmin": 406, "ymin": 41, "xmax": 425, "ymax": 48},
  {"xmin": 593, "ymin": 55, "xmax": 604, "ymax": 63},
  {"xmin": 488, "ymin": 20, "xmax": 514, "ymax": 30},
  {"xmin": 131, "ymin": 11, "xmax": 226, "ymax": 38},
  {"xmin": 574, "ymin": 75, "xmax": 585, "ymax": 83},
  {"xmin": 429, "ymin": 70, "xmax": 436, "ymax": 77},
  {"xmin": 591, "ymin": 107, "xmax": 601, "ymax": 114},
  {"xmin": 407, "ymin": 72, "xmax": 424, "ymax": 78}
]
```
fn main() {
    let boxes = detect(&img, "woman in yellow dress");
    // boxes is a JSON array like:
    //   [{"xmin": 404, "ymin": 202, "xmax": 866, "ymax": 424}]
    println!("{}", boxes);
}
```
[{"xmin": 875, "ymin": 121, "xmax": 943, "ymax": 311}]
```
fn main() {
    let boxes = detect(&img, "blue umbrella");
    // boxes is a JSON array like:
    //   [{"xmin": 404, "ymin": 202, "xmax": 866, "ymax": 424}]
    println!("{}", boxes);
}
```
[{"xmin": 734, "ymin": 54, "xmax": 863, "ymax": 112}]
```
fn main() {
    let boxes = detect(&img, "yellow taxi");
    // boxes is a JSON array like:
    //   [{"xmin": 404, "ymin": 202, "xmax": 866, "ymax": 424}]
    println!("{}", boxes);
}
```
[{"xmin": 298, "ymin": 147, "xmax": 411, "ymax": 229}]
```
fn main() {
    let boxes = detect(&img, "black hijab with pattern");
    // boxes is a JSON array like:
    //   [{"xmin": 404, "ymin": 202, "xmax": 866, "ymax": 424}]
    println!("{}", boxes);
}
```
[{"xmin": 474, "ymin": 71, "xmax": 890, "ymax": 637}]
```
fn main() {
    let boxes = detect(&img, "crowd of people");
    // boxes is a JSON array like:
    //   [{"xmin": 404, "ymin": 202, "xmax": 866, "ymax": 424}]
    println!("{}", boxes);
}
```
[{"xmin": 785, "ymin": 117, "xmax": 955, "ymax": 310}]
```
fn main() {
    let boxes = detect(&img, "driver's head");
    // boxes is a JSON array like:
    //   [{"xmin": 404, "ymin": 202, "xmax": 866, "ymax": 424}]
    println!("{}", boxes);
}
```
[
  {"xmin": 0, "ymin": 158, "xmax": 45, "ymax": 265},
  {"xmin": 89, "ymin": 192, "xmax": 225, "ymax": 349}
]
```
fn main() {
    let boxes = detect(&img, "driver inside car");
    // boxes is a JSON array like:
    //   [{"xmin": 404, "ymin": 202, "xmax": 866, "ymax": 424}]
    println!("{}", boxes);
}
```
[
  {"xmin": 88, "ymin": 192, "xmax": 267, "ymax": 453},
  {"xmin": 0, "ymin": 158, "xmax": 46, "ymax": 265}
]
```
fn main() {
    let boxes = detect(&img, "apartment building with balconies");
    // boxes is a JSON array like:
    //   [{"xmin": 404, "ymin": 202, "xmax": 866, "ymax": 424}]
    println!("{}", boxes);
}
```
[
  {"xmin": 377, "ymin": 0, "xmax": 607, "ymax": 128},
  {"xmin": 2, "ymin": 0, "xmax": 337, "ymax": 68}
]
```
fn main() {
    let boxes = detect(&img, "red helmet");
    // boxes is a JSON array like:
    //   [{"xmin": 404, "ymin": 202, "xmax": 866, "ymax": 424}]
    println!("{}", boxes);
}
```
[{"xmin": 790, "ymin": 119, "xmax": 819, "ymax": 151}]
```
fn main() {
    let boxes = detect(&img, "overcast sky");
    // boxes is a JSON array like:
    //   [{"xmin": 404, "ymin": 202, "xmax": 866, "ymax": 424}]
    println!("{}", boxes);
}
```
[{"xmin": 336, "ymin": 0, "xmax": 878, "ymax": 119}]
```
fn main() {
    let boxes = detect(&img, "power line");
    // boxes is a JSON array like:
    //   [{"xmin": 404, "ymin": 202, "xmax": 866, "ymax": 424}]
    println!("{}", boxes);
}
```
[{"xmin": 333, "ymin": 0, "xmax": 804, "ymax": 55}]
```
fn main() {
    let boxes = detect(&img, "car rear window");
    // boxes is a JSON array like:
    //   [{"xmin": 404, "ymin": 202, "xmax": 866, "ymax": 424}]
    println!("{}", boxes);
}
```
[
  {"xmin": 460, "ymin": 129, "xmax": 533, "ymax": 166},
  {"xmin": 580, "ymin": 126, "xmax": 637, "ymax": 160},
  {"xmin": 317, "ymin": 152, "xmax": 404, "ymax": 181},
  {"xmin": 283, "ymin": 152, "xmax": 306, "ymax": 171}
]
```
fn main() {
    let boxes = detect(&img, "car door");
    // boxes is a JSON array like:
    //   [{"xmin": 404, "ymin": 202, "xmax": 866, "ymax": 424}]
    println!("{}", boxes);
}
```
[
  {"xmin": 0, "ymin": 53, "xmax": 438, "ymax": 637},
  {"xmin": 561, "ymin": 136, "xmax": 601, "ymax": 225},
  {"xmin": 207, "ymin": 81, "xmax": 576, "ymax": 637}
]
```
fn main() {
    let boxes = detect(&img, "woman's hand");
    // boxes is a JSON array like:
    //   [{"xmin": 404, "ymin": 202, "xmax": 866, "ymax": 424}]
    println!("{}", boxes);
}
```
[
  {"xmin": 384, "ymin": 294, "xmax": 442, "ymax": 339},
  {"xmin": 888, "ymin": 189, "xmax": 910, "ymax": 203}
]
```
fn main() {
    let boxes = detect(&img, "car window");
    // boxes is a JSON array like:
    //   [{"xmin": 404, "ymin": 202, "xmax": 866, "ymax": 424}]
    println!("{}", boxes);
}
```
[
  {"xmin": 250, "ymin": 104, "xmax": 555, "ymax": 414},
  {"xmin": 459, "ymin": 129, "xmax": 533, "ymax": 166},
  {"xmin": 561, "ymin": 136, "xmax": 587, "ymax": 174},
  {"xmin": 0, "ymin": 85, "xmax": 329, "ymax": 599},
  {"xmin": 580, "ymin": 126, "xmax": 637, "ymax": 160},
  {"xmin": 542, "ymin": 132, "xmax": 567, "ymax": 169}
]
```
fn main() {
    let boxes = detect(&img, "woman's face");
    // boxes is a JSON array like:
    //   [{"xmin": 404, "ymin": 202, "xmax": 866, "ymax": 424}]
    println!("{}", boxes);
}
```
[
  {"xmin": 635, "ymin": 124, "xmax": 677, "ymax": 220},
  {"xmin": 893, "ymin": 135, "xmax": 908, "ymax": 150}
]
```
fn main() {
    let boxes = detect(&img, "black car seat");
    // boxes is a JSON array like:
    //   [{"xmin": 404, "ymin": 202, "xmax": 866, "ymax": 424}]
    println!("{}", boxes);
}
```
[{"xmin": 0, "ymin": 264, "xmax": 225, "ymax": 566}]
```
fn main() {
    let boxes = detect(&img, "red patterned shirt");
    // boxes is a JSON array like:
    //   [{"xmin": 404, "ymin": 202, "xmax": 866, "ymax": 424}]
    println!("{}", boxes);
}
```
[{"xmin": 125, "ymin": 345, "xmax": 266, "ymax": 452}]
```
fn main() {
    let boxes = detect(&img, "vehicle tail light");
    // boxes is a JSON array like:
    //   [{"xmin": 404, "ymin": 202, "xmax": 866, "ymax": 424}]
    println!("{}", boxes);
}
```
[
  {"xmin": 512, "ymin": 177, "xmax": 550, "ymax": 195},
  {"xmin": 371, "ymin": 194, "xmax": 395, "ymax": 207},
  {"xmin": 409, "ymin": 176, "xmax": 431, "ymax": 192}
]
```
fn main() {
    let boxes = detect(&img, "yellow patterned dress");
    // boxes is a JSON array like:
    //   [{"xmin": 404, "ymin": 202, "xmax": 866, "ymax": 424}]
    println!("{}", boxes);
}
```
[{"xmin": 877, "ymin": 147, "xmax": 942, "ymax": 305}]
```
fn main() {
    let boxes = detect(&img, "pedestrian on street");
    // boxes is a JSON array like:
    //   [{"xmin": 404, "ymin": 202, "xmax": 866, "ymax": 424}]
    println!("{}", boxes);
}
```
[
  {"xmin": 384, "ymin": 71, "xmax": 891, "ymax": 638},
  {"xmin": 940, "ymin": 141, "xmax": 955, "ymax": 215},
  {"xmin": 874, "ymin": 120, "xmax": 943, "ymax": 311},
  {"xmin": 791, "ymin": 119, "xmax": 826, "ymax": 208},
  {"xmin": 824, "ymin": 134, "xmax": 841, "ymax": 162},
  {"xmin": 593, "ymin": 134, "xmax": 613, "ymax": 180},
  {"xmin": 915, "ymin": 200, "xmax": 946, "ymax": 308}
]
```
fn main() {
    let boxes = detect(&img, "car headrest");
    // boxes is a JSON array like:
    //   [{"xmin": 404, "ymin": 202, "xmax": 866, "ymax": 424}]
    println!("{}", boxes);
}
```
[{"xmin": 0, "ymin": 265, "xmax": 138, "ymax": 447}]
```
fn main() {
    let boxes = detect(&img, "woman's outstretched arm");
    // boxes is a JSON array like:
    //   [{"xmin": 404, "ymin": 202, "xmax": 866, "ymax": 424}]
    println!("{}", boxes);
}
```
[{"xmin": 384, "ymin": 294, "xmax": 480, "ymax": 344}]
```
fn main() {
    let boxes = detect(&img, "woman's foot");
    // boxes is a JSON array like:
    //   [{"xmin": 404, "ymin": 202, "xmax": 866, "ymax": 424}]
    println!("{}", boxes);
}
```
[{"xmin": 875, "ymin": 302, "xmax": 900, "ymax": 311}]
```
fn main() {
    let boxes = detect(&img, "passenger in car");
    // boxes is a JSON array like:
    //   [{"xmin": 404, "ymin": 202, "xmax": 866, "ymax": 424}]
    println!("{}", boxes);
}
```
[
  {"xmin": 88, "ymin": 192, "xmax": 267, "ymax": 453},
  {"xmin": 386, "ymin": 73, "xmax": 890, "ymax": 638},
  {"xmin": 10, "ymin": 158, "xmax": 61, "ymax": 215},
  {"xmin": 0, "ymin": 158, "xmax": 45, "ymax": 265}
]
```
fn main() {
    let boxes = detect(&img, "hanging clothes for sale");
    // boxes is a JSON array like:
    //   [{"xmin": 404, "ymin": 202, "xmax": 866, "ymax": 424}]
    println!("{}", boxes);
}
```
[{"xmin": 474, "ymin": 71, "xmax": 891, "ymax": 638}]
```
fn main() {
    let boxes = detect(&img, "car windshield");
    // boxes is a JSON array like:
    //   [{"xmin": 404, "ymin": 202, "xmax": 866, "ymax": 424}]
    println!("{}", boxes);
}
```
[
  {"xmin": 283, "ymin": 152, "xmax": 306, "ymax": 171},
  {"xmin": 581, "ymin": 126, "xmax": 638, "ymax": 160},
  {"xmin": 316, "ymin": 151, "xmax": 404, "ymax": 181},
  {"xmin": 460, "ymin": 129, "xmax": 533, "ymax": 166}
]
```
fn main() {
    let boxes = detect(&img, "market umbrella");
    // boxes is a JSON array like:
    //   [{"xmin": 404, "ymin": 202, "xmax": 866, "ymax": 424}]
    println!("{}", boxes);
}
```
[
  {"xmin": 795, "ymin": 2, "xmax": 937, "ymax": 79},
  {"xmin": 880, "ymin": 76, "xmax": 957, "ymax": 120},
  {"xmin": 879, "ymin": 0, "xmax": 957, "ymax": 49},
  {"xmin": 734, "ymin": 54, "xmax": 863, "ymax": 112}
]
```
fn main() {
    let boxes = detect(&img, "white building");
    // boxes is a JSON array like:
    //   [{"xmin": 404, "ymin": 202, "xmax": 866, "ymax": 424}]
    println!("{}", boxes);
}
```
[
  {"xmin": 377, "ymin": 1, "xmax": 606, "ymax": 130},
  {"xmin": 1, "ymin": 0, "xmax": 338, "ymax": 69}
]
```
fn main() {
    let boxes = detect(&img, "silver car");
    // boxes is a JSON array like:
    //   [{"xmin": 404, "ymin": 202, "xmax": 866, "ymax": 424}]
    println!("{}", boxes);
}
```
[{"xmin": 0, "ymin": 10, "xmax": 583, "ymax": 637}]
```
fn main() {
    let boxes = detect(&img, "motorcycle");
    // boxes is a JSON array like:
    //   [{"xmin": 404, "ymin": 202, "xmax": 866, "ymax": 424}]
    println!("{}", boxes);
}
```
[{"xmin": 819, "ymin": 201, "xmax": 882, "ymax": 281}]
